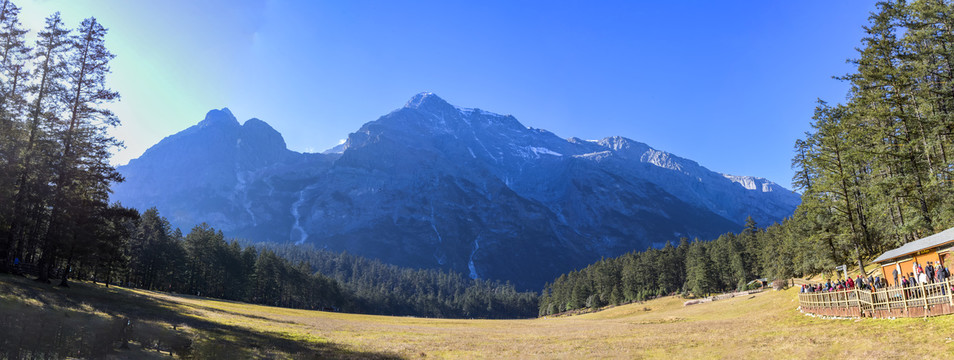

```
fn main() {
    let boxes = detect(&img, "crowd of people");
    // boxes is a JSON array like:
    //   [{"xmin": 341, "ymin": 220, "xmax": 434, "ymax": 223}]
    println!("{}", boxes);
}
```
[
  {"xmin": 799, "ymin": 260, "xmax": 952, "ymax": 294},
  {"xmin": 892, "ymin": 261, "xmax": 950, "ymax": 288},
  {"xmin": 800, "ymin": 274, "xmax": 886, "ymax": 293}
]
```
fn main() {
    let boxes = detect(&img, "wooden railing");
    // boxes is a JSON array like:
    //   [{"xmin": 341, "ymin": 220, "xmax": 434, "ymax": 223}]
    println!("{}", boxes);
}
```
[{"xmin": 798, "ymin": 279, "xmax": 954, "ymax": 318}]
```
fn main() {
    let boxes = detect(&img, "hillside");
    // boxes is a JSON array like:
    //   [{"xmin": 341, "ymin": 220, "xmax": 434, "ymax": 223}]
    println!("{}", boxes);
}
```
[{"xmin": 4, "ymin": 274, "xmax": 953, "ymax": 359}]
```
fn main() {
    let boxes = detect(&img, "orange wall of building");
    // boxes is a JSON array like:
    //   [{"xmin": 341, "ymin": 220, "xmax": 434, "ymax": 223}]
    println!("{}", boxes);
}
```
[{"xmin": 880, "ymin": 249, "xmax": 943, "ymax": 286}]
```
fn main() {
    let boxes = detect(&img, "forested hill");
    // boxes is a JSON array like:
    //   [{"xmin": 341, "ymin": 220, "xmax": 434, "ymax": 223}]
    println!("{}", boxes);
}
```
[
  {"xmin": 122, "ymin": 208, "xmax": 539, "ymax": 319},
  {"xmin": 541, "ymin": 0, "xmax": 954, "ymax": 315}
]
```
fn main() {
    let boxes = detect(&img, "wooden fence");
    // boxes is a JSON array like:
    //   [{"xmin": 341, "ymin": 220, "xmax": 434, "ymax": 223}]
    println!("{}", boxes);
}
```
[{"xmin": 798, "ymin": 280, "xmax": 954, "ymax": 318}]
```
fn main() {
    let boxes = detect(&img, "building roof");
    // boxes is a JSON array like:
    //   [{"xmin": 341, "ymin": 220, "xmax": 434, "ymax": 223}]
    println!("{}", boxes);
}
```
[{"xmin": 873, "ymin": 226, "xmax": 954, "ymax": 263}]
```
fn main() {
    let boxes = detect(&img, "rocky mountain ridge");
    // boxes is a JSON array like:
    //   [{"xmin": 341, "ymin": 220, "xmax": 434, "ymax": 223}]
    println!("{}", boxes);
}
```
[{"xmin": 112, "ymin": 93, "xmax": 800, "ymax": 289}]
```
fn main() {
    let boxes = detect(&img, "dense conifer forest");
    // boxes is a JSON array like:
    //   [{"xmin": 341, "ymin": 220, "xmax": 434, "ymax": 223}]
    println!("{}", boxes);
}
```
[
  {"xmin": 122, "ymin": 208, "xmax": 538, "ymax": 319},
  {"xmin": 541, "ymin": 0, "xmax": 954, "ymax": 315},
  {"xmin": 538, "ymin": 219, "xmax": 765, "ymax": 315}
]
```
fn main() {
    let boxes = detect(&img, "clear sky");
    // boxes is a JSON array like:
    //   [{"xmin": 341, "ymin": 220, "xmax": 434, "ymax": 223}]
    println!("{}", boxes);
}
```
[{"xmin": 20, "ymin": 1, "xmax": 877, "ymax": 189}]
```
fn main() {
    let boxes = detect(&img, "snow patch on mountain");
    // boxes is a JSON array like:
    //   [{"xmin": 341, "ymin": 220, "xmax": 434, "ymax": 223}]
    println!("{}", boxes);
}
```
[
  {"xmin": 235, "ymin": 170, "xmax": 257, "ymax": 226},
  {"xmin": 723, "ymin": 174, "xmax": 777, "ymax": 192},
  {"xmin": 575, "ymin": 151, "xmax": 613, "ymax": 161},
  {"xmin": 468, "ymin": 236, "xmax": 481, "ymax": 280},
  {"xmin": 516, "ymin": 145, "xmax": 563, "ymax": 160},
  {"xmin": 530, "ymin": 146, "xmax": 562, "ymax": 157},
  {"xmin": 291, "ymin": 186, "xmax": 317, "ymax": 245},
  {"xmin": 641, "ymin": 150, "xmax": 687, "ymax": 174},
  {"xmin": 430, "ymin": 206, "xmax": 443, "ymax": 244},
  {"xmin": 404, "ymin": 92, "xmax": 437, "ymax": 109},
  {"xmin": 455, "ymin": 106, "xmax": 501, "ymax": 118},
  {"xmin": 474, "ymin": 135, "xmax": 498, "ymax": 162}
]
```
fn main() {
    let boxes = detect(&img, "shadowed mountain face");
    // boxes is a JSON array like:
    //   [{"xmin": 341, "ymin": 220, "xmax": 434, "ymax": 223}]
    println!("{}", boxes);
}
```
[{"xmin": 112, "ymin": 93, "xmax": 800, "ymax": 290}]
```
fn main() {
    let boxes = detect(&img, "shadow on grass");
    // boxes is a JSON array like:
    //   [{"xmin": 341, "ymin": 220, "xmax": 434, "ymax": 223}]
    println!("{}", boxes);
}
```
[
  {"xmin": 161, "ymin": 296, "xmax": 299, "ymax": 325},
  {"xmin": 0, "ymin": 273, "xmax": 403, "ymax": 359}
]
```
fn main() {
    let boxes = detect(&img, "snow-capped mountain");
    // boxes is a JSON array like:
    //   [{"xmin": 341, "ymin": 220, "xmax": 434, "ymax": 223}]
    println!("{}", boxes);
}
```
[{"xmin": 111, "ymin": 93, "xmax": 800, "ymax": 289}]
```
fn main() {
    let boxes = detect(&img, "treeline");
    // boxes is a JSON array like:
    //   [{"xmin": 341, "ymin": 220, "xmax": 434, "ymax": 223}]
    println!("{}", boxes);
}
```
[
  {"xmin": 116, "ymin": 208, "xmax": 537, "ymax": 318},
  {"xmin": 539, "ymin": 219, "xmax": 766, "ymax": 316},
  {"xmin": 0, "ymin": 2, "xmax": 128, "ymax": 285},
  {"xmin": 271, "ymin": 245, "xmax": 539, "ymax": 319},
  {"xmin": 126, "ymin": 208, "xmax": 539, "ymax": 318},
  {"xmin": 17, "ymin": 205, "xmax": 539, "ymax": 318},
  {"xmin": 118, "ymin": 208, "xmax": 347, "ymax": 310}
]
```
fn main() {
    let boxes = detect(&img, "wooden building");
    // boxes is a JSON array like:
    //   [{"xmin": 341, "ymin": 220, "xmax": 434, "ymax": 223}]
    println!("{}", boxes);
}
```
[{"xmin": 872, "ymin": 227, "xmax": 954, "ymax": 286}]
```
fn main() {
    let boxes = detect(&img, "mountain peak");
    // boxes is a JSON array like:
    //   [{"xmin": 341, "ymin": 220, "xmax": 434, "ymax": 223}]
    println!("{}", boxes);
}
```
[
  {"xmin": 598, "ymin": 136, "xmax": 650, "ymax": 153},
  {"xmin": 404, "ymin": 92, "xmax": 450, "ymax": 110},
  {"xmin": 198, "ymin": 108, "xmax": 240, "ymax": 129},
  {"xmin": 242, "ymin": 117, "xmax": 272, "ymax": 131}
]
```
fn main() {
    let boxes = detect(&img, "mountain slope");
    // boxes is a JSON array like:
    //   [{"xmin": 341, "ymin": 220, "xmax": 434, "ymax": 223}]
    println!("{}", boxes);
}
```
[{"xmin": 112, "ymin": 93, "xmax": 799, "ymax": 289}]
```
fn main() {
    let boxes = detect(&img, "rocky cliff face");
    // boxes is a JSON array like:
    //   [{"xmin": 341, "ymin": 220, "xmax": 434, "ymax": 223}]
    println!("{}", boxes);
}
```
[{"xmin": 112, "ymin": 93, "xmax": 800, "ymax": 289}]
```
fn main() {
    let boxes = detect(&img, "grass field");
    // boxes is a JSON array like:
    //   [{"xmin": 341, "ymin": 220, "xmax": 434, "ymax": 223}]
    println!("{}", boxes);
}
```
[{"xmin": 3, "ymin": 274, "xmax": 954, "ymax": 359}]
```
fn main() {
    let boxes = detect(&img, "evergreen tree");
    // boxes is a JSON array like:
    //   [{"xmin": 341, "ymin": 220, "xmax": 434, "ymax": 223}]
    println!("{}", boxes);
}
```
[
  {"xmin": 684, "ymin": 240, "xmax": 715, "ymax": 297},
  {"xmin": 0, "ymin": 0, "xmax": 30, "ymax": 271},
  {"xmin": 39, "ymin": 16, "xmax": 121, "ymax": 285},
  {"xmin": 5, "ymin": 12, "xmax": 69, "ymax": 278}
]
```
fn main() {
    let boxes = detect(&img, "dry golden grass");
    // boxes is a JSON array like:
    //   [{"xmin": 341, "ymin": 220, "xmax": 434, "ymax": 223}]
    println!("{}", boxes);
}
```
[
  {"xmin": 130, "ymin": 285, "xmax": 954, "ymax": 359},
  {"xmin": 6, "ymin": 274, "xmax": 954, "ymax": 359}
]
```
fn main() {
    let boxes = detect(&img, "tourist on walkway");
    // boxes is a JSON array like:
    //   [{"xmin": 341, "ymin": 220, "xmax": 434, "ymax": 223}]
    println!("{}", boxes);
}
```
[{"xmin": 927, "ymin": 262, "xmax": 935, "ymax": 284}]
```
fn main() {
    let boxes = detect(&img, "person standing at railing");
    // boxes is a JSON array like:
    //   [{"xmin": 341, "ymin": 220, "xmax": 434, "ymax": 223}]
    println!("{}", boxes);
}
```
[
  {"xmin": 926, "ymin": 262, "xmax": 936, "ymax": 284},
  {"xmin": 903, "ymin": 275, "xmax": 913, "ymax": 298},
  {"xmin": 894, "ymin": 265, "xmax": 901, "ymax": 286},
  {"xmin": 937, "ymin": 262, "xmax": 948, "ymax": 296},
  {"xmin": 933, "ymin": 261, "xmax": 941, "ymax": 283}
]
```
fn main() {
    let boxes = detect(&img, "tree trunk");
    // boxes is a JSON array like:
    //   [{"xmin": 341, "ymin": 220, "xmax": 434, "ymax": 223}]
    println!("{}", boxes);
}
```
[{"xmin": 58, "ymin": 249, "xmax": 73, "ymax": 287}]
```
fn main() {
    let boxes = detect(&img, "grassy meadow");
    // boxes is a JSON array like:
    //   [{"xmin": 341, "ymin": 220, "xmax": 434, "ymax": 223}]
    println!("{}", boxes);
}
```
[{"xmin": 3, "ymin": 273, "xmax": 954, "ymax": 359}]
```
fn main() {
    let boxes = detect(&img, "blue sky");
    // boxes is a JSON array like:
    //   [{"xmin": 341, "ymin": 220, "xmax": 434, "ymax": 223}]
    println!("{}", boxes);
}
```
[{"xmin": 22, "ymin": 1, "xmax": 877, "ymax": 189}]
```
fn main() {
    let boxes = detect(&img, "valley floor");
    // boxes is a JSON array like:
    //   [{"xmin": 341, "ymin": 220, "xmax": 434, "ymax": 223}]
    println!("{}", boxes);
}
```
[{"xmin": 3, "ymin": 274, "xmax": 954, "ymax": 359}]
